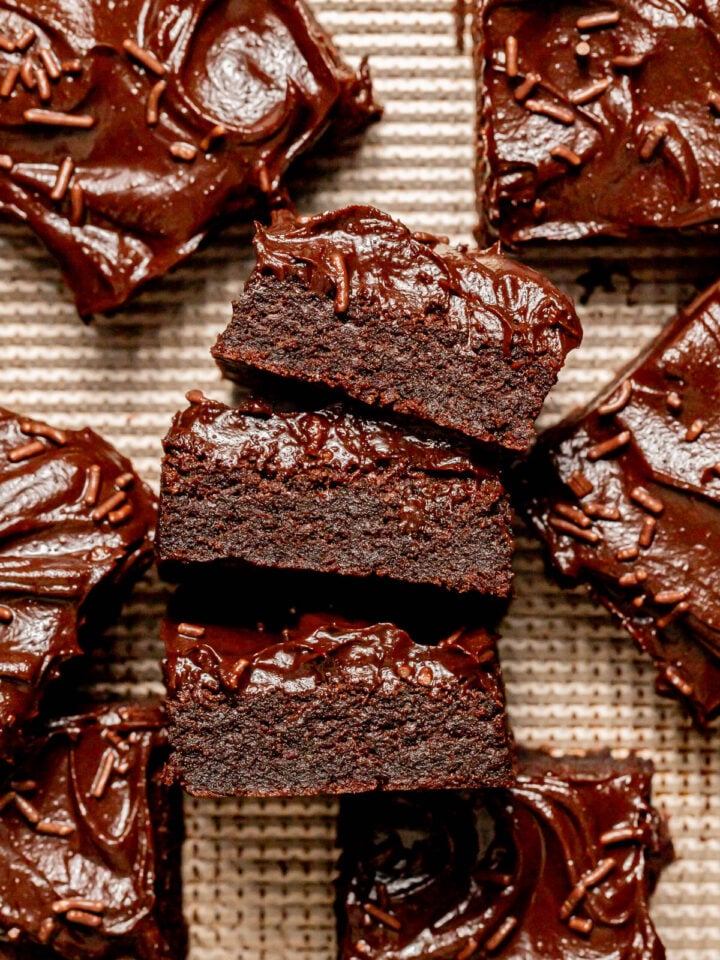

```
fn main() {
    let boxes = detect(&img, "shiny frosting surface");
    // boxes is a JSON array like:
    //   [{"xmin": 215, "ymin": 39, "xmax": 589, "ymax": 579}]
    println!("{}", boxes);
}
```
[
  {"xmin": 163, "ymin": 602, "xmax": 504, "ymax": 698},
  {"xmin": 251, "ymin": 204, "xmax": 581, "ymax": 358},
  {"xmin": 164, "ymin": 394, "xmax": 500, "ymax": 482},
  {"xmin": 519, "ymin": 281, "xmax": 720, "ymax": 724},
  {"xmin": 0, "ymin": 408, "xmax": 156, "ymax": 759},
  {"xmin": 478, "ymin": 0, "xmax": 720, "ymax": 242},
  {"xmin": 0, "ymin": 0, "xmax": 378, "ymax": 316},
  {"xmin": 0, "ymin": 705, "xmax": 174, "ymax": 959},
  {"xmin": 339, "ymin": 750, "xmax": 670, "ymax": 960}
]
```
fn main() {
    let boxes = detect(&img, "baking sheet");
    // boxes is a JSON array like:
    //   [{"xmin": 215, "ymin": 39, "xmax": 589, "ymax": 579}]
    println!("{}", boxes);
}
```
[{"xmin": 0, "ymin": 2, "xmax": 718, "ymax": 957}]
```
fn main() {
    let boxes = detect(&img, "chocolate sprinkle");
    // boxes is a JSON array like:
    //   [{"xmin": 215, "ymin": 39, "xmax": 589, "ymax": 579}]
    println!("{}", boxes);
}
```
[
  {"xmin": 684, "ymin": 419, "xmax": 706, "ymax": 442},
  {"xmin": 526, "ymin": 99, "xmax": 576, "ymax": 125},
  {"xmin": 7, "ymin": 439, "xmax": 45, "ymax": 462},
  {"xmin": 38, "ymin": 48, "xmax": 62, "ymax": 81},
  {"xmin": 654, "ymin": 588, "xmax": 691, "ymax": 605},
  {"xmin": 485, "ymin": 916, "xmax": 517, "ymax": 951},
  {"xmin": 122, "ymin": 38, "xmax": 166, "ymax": 77},
  {"xmin": 145, "ymin": 79, "xmax": 167, "ymax": 126},
  {"xmin": 586, "ymin": 430, "xmax": 630, "ymax": 460},
  {"xmin": 555, "ymin": 503, "xmax": 592, "ymax": 527},
  {"xmin": 551, "ymin": 143, "xmax": 582, "ymax": 166},
  {"xmin": 455, "ymin": 937, "xmax": 479, "ymax": 960},
  {"xmin": 363, "ymin": 902, "xmax": 401, "ymax": 931},
  {"xmin": 597, "ymin": 379, "xmax": 632, "ymax": 416},
  {"xmin": 513, "ymin": 73, "xmax": 540, "ymax": 101},
  {"xmin": 505, "ymin": 35, "xmax": 519, "ymax": 77},
  {"xmin": 329, "ymin": 252, "xmax": 350, "ymax": 312},
  {"xmin": 90, "ymin": 748, "xmax": 116, "ymax": 798},
  {"xmin": 575, "ymin": 40, "xmax": 591, "ymax": 58},
  {"xmin": 36, "ymin": 67, "xmax": 52, "ymax": 103},
  {"xmin": 568, "ymin": 470, "xmax": 593, "ymax": 497},
  {"xmin": 70, "ymin": 182, "xmax": 85, "ymax": 226},
  {"xmin": 36, "ymin": 819, "xmax": 74, "ymax": 836},
  {"xmin": 16, "ymin": 28, "xmax": 36, "ymax": 52},
  {"xmin": 612, "ymin": 53, "xmax": 644, "ymax": 68},
  {"xmin": 50, "ymin": 157, "xmax": 75, "ymax": 202},
  {"xmin": 91, "ymin": 490, "xmax": 126, "ymax": 522},
  {"xmin": 170, "ymin": 141, "xmax": 198, "ymax": 163},
  {"xmin": 664, "ymin": 664, "xmax": 693, "ymax": 696},
  {"xmin": 583, "ymin": 502, "xmax": 621, "ymax": 521},
  {"xmin": 630, "ymin": 486, "xmax": 664, "ymax": 515},
  {"xmin": 638, "ymin": 516, "xmax": 657, "ymax": 547},
  {"xmin": 568, "ymin": 916, "xmax": 593, "ymax": 935},
  {"xmin": 24, "ymin": 109, "xmax": 95, "ymax": 128},
  {"xmin": 600, "ymin": 826, "xmax": 644, "ymax": 845},
  {"xmin": 66, "ymin": 909, "xmax": 103, "ymax": 928},
  {"xmin": 570, "ymin": 78, "xmax": 611, "ymax": 105},
  {"xmin": 0, "ymin": 65, "xmax": 20, "ymax": 99},
  {"xmin": 657, "ymin": 601, "xmax": 690, "ymax": 629},
  {"xmin": 200, "ymin": 124, "xmax": 227, "ymax": 151},
  {"xmin": 576, "ymin": 10, "xmax": 620, "ymax": 29},
  {"xmin": 616, "ymin": 545, "xmax": 639, "ymax": 561},
  {"xmin": 640, "ymin": 122, "xmax": 669, "ymax": 160},
  {"xmin": 549, "ymin": 516, "xmax": 601, "ymax": 543}
]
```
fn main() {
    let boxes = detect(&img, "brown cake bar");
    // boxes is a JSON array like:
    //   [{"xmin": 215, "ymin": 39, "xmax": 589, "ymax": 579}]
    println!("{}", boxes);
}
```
[
  {"xmin": 474, "ymin": 0, "xmax": 720, "ymax": 244},
  {"xmin": 213, "ymin": 205, "xmax": 582, "ymax": 452},
  {"xmin": 0, "ymin": 407, "xmax": 156, "ymax": 762},
  {"xmin": 518, "ymin": 279, "xmax": 720, "ymax": 725},
  {"xmin": 162, "ymin": 575, "xmax": 515, "ymax": 797},
  {"xmin": 156, "ymin": 393, "xmax": 514, "ymax": 596},
  {"xmin": 337, "ymin": 750, "xmax": 672, "ymax": 960},
  {"xmin": 0, "ymin": 705, "xmax": 184, "ymax": 959},
  {"xmin": 0, "ymin": 0, "xmax": 379, "ymax": 317}
]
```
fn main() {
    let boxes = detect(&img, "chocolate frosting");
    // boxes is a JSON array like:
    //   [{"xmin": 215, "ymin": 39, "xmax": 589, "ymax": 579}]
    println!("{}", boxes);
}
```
[
  {"xmin": 0, "ymin": 704, "xmax": 180, "ymax": 959},
  {"xmin": 164, "ymin": 393, "xmax": 500, "ymax": 483},
  {"xmin": 163, "ymin": 604, "xmax": 504, "ymax": 700},
  {"xmin": 518, "ymin": 280, "xmax": 720, "ymax": 725},
  {"xmin": 248, "ymin": 205, "xmax": 580, "ymax": 357},
  {"xmin": 476, "ymin": 0, "xmax": 720, "ymax": 242},
  {"xmin": 0, "ymin": 408, "xmax": 156, "ymax": 760},
  {"xmin": 0, "ymin": 0, "xmax": 379, "ymax": 317},
  {"xmin": 338, "ymin": 750, "xmax": 672, "ymax": 960}
]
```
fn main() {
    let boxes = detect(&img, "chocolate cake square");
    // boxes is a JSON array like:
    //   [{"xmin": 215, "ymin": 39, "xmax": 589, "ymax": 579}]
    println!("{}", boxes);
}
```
[
  {"xmin": 212, "ymin": 206, "xmax": 582, "ymax": 452},
  {"xmin": 0, "ymin": 408, "xmax": 156, "ymax": 763},
  {"xmin": 474, "ymin": 0, "xmax": 720, "ymax": 244},
  {"xmin": 517, "ymin": 280, "xmax": 720, "ymax": 725},
  {"xmin": 0, "ymin": 1, "xmax": 379, "ymax": 317},
  {"xmin": 162, "ymin": 574, "xmax": 515, "ymax": 797},
  {"xmin": 156, "ymin": 393, "xmax": 514, "ymax": 596},
  {"xmin": 337, "ymin": 750, "xmax": 672, "ymax": 960},
  {"xmin": 0, "ymin": 705, "xmax": 184, "ymax": 959}
]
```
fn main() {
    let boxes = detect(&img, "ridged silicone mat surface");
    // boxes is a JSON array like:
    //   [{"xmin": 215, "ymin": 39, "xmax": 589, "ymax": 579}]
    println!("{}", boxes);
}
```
[{"xmin": 0, "ymin": 2, "xmax": 718, "ymax": 958}]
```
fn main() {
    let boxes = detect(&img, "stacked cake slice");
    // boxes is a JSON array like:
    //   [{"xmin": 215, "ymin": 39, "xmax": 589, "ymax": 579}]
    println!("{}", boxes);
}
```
[{"xmin": 157, "ymin": 204, "xmax": 583, "ymax": 796}]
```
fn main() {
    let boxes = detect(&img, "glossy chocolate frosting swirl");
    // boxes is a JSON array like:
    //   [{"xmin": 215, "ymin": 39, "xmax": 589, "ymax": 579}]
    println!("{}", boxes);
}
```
[
  {"xmin": 0, "ymin": 408, "xmax": 156, "ymax": 761},
  {"xmin": 0, "ymin": 704, "xmax": 180, "ymax": 959},
  {"xmin": 338, "ymin": 751, "xmax": 671, "ymax": 960},
  {"xmin": 477, "ymin": 0, "xmax": 720, "ymax": 243},
  {"xmin": 0, "ymin": 0, "xmax": 379, "ymax": 316}
]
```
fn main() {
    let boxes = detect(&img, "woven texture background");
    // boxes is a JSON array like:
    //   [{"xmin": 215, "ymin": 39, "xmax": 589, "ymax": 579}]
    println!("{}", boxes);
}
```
[{"xmin": 0, "ymin": 2, "xmax": 718, "ymax": 957}]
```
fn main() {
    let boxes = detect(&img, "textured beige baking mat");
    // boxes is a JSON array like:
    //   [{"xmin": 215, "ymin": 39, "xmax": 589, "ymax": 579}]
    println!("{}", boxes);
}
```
[{"xmin": 0, "ymin": 2, "xmax": 718, "ymax": 957}]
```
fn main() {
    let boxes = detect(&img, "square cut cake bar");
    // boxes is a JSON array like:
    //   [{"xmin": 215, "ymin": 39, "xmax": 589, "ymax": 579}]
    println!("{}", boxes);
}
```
[
  {"xmin": 157, "ymin": 393, "xmax": 513, "ymax": 596},
  {"xmin": 162, "ymin": 574, "xmax": 515, "ymax": 796},
  {"xmin": 474, "ymin": 0, "xmax": 720, "ymax": 244},
  {"xmin": 337, "ymin": 750, "xmax": 672, "ymax": 959},
  {"xmin": 518, "ymin": 279, "xmax": 720, "ymax": 725}
]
